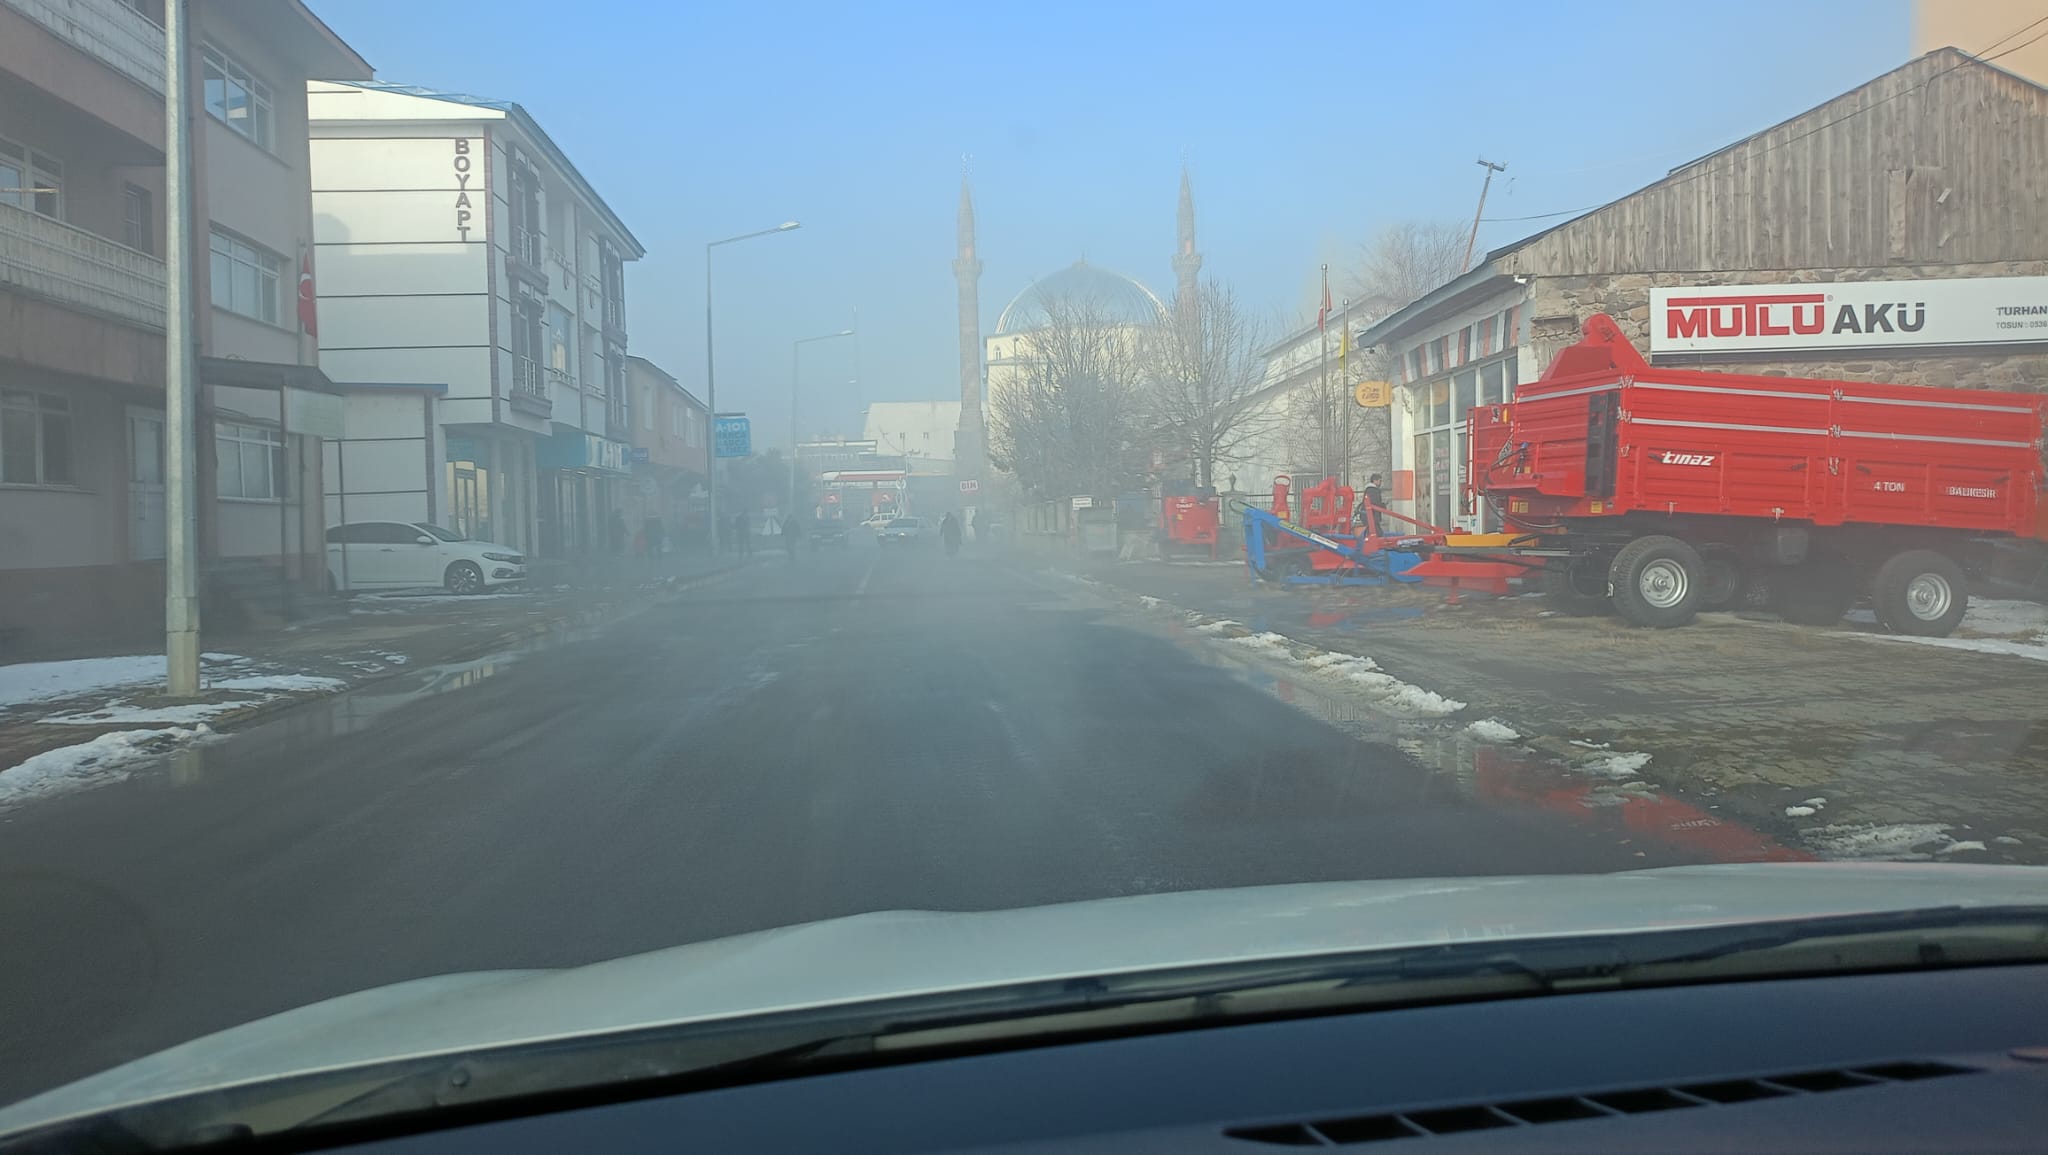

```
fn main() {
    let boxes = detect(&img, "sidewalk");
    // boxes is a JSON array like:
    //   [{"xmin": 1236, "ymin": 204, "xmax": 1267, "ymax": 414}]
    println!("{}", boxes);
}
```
[
  {"xmin": 0, "ymin": 550, "xmax": 746, "ymax": 807},
  {"xmin": 1042, "ymin": 553, "xmax": 2048, "ymax": 865}
]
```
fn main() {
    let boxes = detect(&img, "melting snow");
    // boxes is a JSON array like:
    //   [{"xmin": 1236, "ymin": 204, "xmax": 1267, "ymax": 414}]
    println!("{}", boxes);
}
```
[
  {"xmin": 1222, "ymin": 634, "xmax": 1465, "ymax": 717},
  {"xmin": 0, "ymin": 653, "xmax": 262, "ymax": 712},
  {"xmin": 1137, "ymin": 595, "xmax": 1164, "ymax": 610},
  {"xmin": 1583, "ymin": 751, "xmax": 1652, "ymax": 779},
  {"xmin": 1194, "ymin": 619, "xmax": 1243, "ymax": 635},
  {"xmin": 0, "ymin": 725, "xmax": 213, "ymax": 810},
  {"xmin": 1784, "ymin": 805, "xmax": 1818, "ymax": 818},
  {"xmin": 1801, "ymin": 822, "xmax": 1958, "ymax": 861},
  {"xmin": 1465, "ymin": 719, "xmax": 1520, "ymax": 742}
]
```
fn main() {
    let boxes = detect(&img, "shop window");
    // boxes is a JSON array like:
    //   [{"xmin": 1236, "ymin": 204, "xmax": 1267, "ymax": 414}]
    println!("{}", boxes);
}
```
[
  {"xmin": 216, "ymin": 421, "xmax": 284, "ymax": 500},
  {"xmin": 1454, "ymin": 370, "xmax": 1476, "ymax": 417}
]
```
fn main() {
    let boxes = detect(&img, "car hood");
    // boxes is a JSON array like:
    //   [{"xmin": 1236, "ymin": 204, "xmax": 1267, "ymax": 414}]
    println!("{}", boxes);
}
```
[{"xmin": 7, "ymin": 863, "xmax": 2048, "ymax": 1133}]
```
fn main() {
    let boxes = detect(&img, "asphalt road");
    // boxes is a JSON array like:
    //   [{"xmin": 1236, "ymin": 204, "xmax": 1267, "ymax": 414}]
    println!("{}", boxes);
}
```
[{"xmin": 0, "ymin": 540, "xmax": 1701, "ymax": 1104}]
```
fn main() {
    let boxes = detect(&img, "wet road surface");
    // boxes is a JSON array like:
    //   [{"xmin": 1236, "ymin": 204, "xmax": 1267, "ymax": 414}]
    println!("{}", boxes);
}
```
[{"xmin": 1, "ymin": 543, "xmax": 1716, "ymax": 1102}]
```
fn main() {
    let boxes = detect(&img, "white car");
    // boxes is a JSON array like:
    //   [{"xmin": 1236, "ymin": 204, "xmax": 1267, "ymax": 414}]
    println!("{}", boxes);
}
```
[
  {"xmin": 876, "ymin": 515, "xmax": 932, "ymax": 545},
  {"xmin": 325, "ymin": 522, "xmax": 526, "ymax": 594},
  {"xmin": 859, "ymin": 511, "xmax": 899, "ymax": 530}
]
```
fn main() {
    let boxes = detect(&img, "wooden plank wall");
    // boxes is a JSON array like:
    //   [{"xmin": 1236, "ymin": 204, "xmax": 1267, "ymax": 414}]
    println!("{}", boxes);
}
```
[{"xmin": 1501, "ymin": 50, "xmax": 2048, "ymax": 276}]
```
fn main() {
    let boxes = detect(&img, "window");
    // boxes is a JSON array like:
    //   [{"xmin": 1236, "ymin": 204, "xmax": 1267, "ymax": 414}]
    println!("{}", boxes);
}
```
[
  {"xmin": 216, "ymin": 421, "xmax": 285, "ymax": 500},
  {"xmin": 202, "ymin": 46, "xmax": 273, "ymax": 149},
  {"xmin": 0, "ymin": 137, "xmax": 62, "ymax": 217},
  {"xmin": 123, "ymin": 185, "xmax": 152, "ymax": 254},
  {"xmin": 546, "ymin": 304, "xmax": 573, "ymax": 374},
  {"xmin": 671, "ymin": 405, "xmax": 682, "ymax": 438},
  {"xmin": 209, "ymin": 229, "xmax": 281, "ymax": 324},
  {"xmin": 1, "ymin": 389, "xmax": 73, "ymax": 486}
]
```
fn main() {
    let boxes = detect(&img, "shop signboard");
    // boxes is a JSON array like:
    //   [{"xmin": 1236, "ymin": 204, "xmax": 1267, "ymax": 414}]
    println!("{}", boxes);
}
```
[{"xmin": 1650, "ymin": 276, "xmax": 2048, "ymax": 355}]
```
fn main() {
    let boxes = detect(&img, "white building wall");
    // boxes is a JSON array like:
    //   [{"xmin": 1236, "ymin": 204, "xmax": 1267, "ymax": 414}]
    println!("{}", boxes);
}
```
[{"xmin": 321, "ymin": 390, "xmax": 439, "ymax": 528}]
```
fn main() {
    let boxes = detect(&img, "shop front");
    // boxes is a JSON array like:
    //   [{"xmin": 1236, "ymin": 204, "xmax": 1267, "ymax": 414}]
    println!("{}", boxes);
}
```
[{"xmin": 536, "ymin": 429, "xmax": 631, "ymax": 558}]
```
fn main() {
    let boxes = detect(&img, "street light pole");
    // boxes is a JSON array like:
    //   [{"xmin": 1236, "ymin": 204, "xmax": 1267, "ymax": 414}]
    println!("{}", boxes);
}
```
[
  {"xmin": 789, "ymin": 328, "xmax": 854, "ymax": 513},
  {"xmin": 164, "ymin": 0, "xmax": 200, "ymax": 696},
  {"xmin": 703, "ymin": 221, "xmax": 799, "ymax": 549}
]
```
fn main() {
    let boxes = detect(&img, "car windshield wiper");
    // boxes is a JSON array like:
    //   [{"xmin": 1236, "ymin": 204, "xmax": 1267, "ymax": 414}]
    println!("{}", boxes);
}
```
[{"xmin": 12, "ymin": 904, "xmax": 2048, "ymax": 1153}]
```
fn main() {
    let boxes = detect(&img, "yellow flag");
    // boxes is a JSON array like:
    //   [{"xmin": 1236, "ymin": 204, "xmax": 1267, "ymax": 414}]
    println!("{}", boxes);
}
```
[{"xmin": 1339, "ymin": 326, "xmax": 1349, "ymax": 368}]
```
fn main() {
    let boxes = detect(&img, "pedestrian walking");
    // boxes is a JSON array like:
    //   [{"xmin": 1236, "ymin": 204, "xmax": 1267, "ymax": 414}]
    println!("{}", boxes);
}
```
[
  {"xmin": 1358, "ymin": 473, "xmax": 1385, "ymax": 538},
  {"xmin": 781, "ymin": 510, "xmax": 804, "ymax": 562},
  {"xmin": 971, "ymin": 508, "xmax": 986, "ymax": 545},
  {"xmin": 608, "ymin": 508, "xmax": 629, "ymax": 556},
  {"xmin": 940, "ymin": 511, "xmax": 963, "ymax": 556},
  {"xmin": 731, "ymin": 511, "xmax": 751, "ymax": 556}
]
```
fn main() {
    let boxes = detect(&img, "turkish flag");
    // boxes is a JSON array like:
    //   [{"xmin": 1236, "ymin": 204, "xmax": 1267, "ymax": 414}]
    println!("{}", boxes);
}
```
[{"xmin": 297, "ymin": 250, "xmax": 318, "ymax": 338}]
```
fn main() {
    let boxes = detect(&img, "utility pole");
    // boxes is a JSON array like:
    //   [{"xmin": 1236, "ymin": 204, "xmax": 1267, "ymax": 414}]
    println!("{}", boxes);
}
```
[
  {"xmin": 164, "ymin": 0, "xmax": 200, "ymax": 696},
  {"xmin": 1339, "ymin": 296, "xmax": 1352, "ymax": 488},
  {"xmin": 1317, "ymin": 263, "xmax": 1330, "ymax": 483},
  {"xmin": 1462, "ymin": 158, "xmax": 1507, "ymax": 273}
]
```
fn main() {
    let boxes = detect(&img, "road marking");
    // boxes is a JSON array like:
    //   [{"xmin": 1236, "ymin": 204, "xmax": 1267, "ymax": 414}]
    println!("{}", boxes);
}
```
[{"xmin": 856, "ymin": 560, "xmax": 874, "ymax": 596}]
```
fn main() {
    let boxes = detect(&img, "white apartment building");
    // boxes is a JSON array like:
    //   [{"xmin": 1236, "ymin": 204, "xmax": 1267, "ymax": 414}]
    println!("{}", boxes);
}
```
[{"xmin": 307, "ymin": 80, "xmax": 644, "ymax": 558}]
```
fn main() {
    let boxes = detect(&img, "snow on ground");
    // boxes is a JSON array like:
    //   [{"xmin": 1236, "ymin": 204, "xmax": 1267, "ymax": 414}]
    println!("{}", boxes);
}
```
[
  {"xmin": 1138, "ymin": 596, "xmax": 1164, "ymax": 610},
  {"xmin": 1581, "ymin": 751, "xmax": 1652, "ymax": 779},
  {"xmin": 1225, "ymin": 633, "xmax": 1467, "ymax": 717},
  {"xmin": 1784, "ymin": 805, "xmax": 1818, "ymax": 818},
  {"xmin": 42, "ymin": 701, "xmax": 249, "ymax": 726},
  {"xmin": 0, "ymin": 653, "xmax": 261, "ymax": 712},
  {"xmin": 1193, "ymin": 619, "xmax": 1243, "ymax": 635},
  {"xmin": 1466, "ymin": 719, "xmax": 1520, "ymax": 742},
  {"xmin": 1800, "ymin": 822, "xmax": 1960, "ymax": 861},
  {"xmin": 207, "ymin": 674, "xmax": 348, "ymax": 693},
  {"xmin": 1847, "ymin": 598, "xmax": 2048, "ymax": 662},
  {"xmin": 0, "ymin": 725, "xmax": 213, "ymax": 810}
]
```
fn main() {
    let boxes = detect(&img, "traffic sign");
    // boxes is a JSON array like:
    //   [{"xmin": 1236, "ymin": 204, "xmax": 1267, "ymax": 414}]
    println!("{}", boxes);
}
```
[
  {"xmin": 959, "ymin": 478, "xmax": 980, "ymax": 494},
  {"xmin": 713, "ymin": 415, "xmax": 752, "ymax": 458},
  {"xmin": 1353, "ymin": 380, "xmax": 1393, "ymax": 408}
]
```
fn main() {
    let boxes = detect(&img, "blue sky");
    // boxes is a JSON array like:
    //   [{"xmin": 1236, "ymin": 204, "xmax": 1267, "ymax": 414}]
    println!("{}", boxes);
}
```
[{"xmin": 310, "ymin": 0, "xmax": 1909, "ymax": 446}]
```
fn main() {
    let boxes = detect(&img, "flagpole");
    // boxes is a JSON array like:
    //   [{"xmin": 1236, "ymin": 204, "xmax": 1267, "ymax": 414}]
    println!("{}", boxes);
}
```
[
  {"xmin": 1340, "ymin": 295, "xmax": 1352, "ymax": 489},
  {"xmin": 1318, "ymin": 264, "xmax": 1330, "ymax": 484}
]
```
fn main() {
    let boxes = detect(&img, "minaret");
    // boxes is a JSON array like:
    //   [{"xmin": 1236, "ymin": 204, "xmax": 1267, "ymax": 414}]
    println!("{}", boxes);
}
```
[
  {"xmin": 953, "ymin": 175, "xmax": 985, "ymax": 482},
  {"xmin": 1173, "ymin": 164, "xmax": 1202, "ymax": 333}
]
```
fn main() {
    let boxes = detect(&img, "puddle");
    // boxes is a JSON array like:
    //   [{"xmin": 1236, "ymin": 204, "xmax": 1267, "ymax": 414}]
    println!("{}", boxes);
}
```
[{"xmin": 1162, "ymin": 619, "xmax": 1809, "ymax": 865}]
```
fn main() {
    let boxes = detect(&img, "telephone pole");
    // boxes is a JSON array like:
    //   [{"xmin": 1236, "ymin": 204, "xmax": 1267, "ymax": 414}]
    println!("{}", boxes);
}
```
[
  {"xmin": 1462, "ymin": 158, "xmax": 1507, "ymax": 273},
  {"xmin": 164, "ymin": 0, "xmax": 200, "ymax": 696}
]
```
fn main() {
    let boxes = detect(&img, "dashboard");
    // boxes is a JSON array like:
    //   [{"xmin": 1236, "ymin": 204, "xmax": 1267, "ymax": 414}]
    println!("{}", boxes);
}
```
[{"xmin": 331, "ymin": 964, "xmax": 2048, "ymax": 1153}]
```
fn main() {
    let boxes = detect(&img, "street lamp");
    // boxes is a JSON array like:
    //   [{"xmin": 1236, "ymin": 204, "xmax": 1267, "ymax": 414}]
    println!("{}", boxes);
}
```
[
  {"xmin": 789, "ymin": 328, "xmax": 855, "ymax": 512},
  {"xmin": 704, "ymin": 220, "xmax": 800, "ymax": 548}
]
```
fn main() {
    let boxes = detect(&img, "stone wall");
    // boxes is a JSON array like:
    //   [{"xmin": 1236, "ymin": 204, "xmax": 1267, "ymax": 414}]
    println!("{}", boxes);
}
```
[{"xmin": 1524, "ymin": 261, "xmax": 2048, "ymax": 392}]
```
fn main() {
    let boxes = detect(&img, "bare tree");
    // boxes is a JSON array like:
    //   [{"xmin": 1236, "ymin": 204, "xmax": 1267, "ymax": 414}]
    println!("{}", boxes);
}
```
[
  {"xmin": 1142, "ymin": 281, "xmax": 1276, "ymax": 490},
  {"xmin": 1278, "ymin": 338, "xmax": 1394, "ymax": 490},
  {"xmin": 1345, "ymin": 220, "xmax": 1468, "ymax": 320},
  {"xmin": 988, "ymin": 294, "xmax": 1150, "ymax": 499}
]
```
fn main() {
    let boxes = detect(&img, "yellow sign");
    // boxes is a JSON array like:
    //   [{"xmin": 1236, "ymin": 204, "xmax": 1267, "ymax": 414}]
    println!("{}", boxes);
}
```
[{"xmin": 1353, "ymin": 380, "xmax": 1392, "ymax": 408}]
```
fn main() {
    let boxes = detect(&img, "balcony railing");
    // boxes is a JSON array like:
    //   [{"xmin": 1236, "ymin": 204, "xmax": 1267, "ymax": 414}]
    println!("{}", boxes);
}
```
[
  {"xmin": 0, "ymin": 199, "xmax": 165, "ymax": 330},
  {"xmin": 1, "ymin": 0, "xmax": 167, "ymax": 93},
  {"xmin": 508, "ymin": 354, "xmax": 551, "ymax": 417}
]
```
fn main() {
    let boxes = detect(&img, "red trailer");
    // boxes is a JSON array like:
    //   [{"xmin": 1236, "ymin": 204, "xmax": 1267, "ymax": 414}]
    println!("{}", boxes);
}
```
[{"xmin": 1456, "ymin": 314, "xmax": 2048, "ymax": 634}]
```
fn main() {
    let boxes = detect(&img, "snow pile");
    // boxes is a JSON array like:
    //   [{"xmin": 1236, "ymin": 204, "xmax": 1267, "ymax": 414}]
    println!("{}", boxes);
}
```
[
  {"xmin": 1582, "ymin": 750, "xmax": 1652, "ymax": 779},
  {"xmin": 1801, "ymin": 822, "xmax": 1960, "ymax": 861},
  {"xmin": 1784, "ymin": 805, "xmax": 1817, "ymax": 818},
  {"xmin": 1227, "ymin": 632, "xmax": 1297, "ymax": 660},
  {"xmin": 1855, "ymin": 598, "xmax": 2048, "ymax": 663},
  {"xmin": 1466, "ymin": 718, "xmax": 1521, "ymax": 742},
  {"xmin": 0, "ymin": 725, "xmax": 212, "ymax": 810},
  {"xmin": 1138, "ymin": 595, "xmax": 1164, "ymax": 610},
  {"xmin": 1193, "ymin": 619, "xmax": 1243, "ymax": 635},
  {"xmin": 1, "ymin": 655, "xmax": 179, "ymax": 711}
]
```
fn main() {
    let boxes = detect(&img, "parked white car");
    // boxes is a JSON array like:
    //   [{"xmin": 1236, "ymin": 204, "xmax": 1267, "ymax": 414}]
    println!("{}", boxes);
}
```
[
  {"xmin": 859, "ymin": 511, "xmax": 899, "ymax": 530},
  {"xmin": 876, "ymin": 516, "xmax": 932, "ymax": 545},
  {"xmin": 325, "ymin": 522, "xmax": 526, "ymax": 594}
]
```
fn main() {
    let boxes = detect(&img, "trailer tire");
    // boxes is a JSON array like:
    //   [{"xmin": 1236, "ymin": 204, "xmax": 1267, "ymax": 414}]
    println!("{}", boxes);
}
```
[
  {"xmin": 1698, "ymin": 552, "xmax": 1744, "ymax": 611},
  {"xmin": 1773, "ymin": 552, "xmax": 1856, "ymax": 626},
  {"xmin": 1872, "ymin": 549, "xmax": 1969, "ymax": 637},
  {"xmin": 1541, "ymin": 560, "xmax": 1611, "ymax": 616},
  {"xmin": 1608, "ymin": 535, "xmax": 1703, "ymax": 628}
]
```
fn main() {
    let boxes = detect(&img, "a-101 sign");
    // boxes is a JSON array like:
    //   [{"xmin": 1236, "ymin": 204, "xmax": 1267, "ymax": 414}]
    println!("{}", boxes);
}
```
[
  {"xmin": 713, "ymin": 415, "xmax": 751, "ymax": 459},
  {"xmin": 1650, "ymin": 275, "xmax": 2048, "ymax": 355}
]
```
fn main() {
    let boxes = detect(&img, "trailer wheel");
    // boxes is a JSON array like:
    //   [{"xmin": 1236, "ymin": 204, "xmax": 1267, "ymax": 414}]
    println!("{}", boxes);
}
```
[
  {"xmin": 1541, "ymin": 559, "xmax": 1611, "ymax": 616},
  {"xmin": 1872, "ymin": 549, "xmax": 1969, "ymax": 637},
  {"xmin": 1698, "ymin": 552, "xmax": 1744, "ymax": 611},
  {"xmin": 1608, "ymin": 535, "xmax": 1703, "ymax": 628},
  {"xmin": 1773, "ymin": 552, "xmax": 1856, "ymax": 626}
]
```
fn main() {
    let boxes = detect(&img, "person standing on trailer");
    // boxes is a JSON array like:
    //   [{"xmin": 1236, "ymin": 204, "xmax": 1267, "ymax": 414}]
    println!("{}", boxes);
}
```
[{"xmin": 1357, "ymin": 473, "xmax": 1385, "ymax": 538}]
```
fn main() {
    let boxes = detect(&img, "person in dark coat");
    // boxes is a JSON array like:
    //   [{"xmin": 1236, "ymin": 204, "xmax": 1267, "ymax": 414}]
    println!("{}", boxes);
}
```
[
  {"xmin": 731, "ymin": 511, "xmax": 751, "ymax": 556},
  {"xmin": 1358, "ymin": 473, "xmax": 1385, "ymax": 538}
]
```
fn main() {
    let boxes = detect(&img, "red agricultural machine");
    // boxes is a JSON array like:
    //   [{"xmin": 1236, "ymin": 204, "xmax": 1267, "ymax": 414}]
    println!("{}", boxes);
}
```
[{"xmin": 1410, "ymin": 314, "xmax": 2048, "ymax": 634}]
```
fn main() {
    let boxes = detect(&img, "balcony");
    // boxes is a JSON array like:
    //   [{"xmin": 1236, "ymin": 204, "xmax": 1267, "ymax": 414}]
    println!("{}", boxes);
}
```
[
  {"xmin": 0, "ymin": 199, "xmax": 165, "ymax": 330},
  {"xmin": 601, "ymin": 293, "xmax": 626, "ymax": 340},
  {"xmin": 2, "ymin": 0, "xmax": 168, "ymax": 93},
  {"xmin": 508, "ymin": 354, "xmax": 551, "ymax": 418},
  {"xmin": 505, "ymin": 226, "xmax": 548, "ymax": 290}
]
